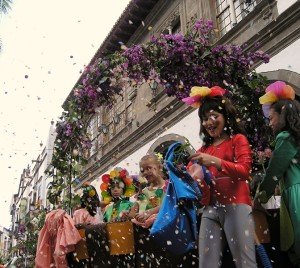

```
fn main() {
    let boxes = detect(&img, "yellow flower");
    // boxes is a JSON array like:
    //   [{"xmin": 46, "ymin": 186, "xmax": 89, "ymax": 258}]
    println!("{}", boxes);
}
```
[
  {"xmin": 110, "ymin": 170, "xmax": 120, "ymax": 178},
  {"xmin": 124, "ymin": 189, "xmax": 135, "ymax": 197},
  {"xmin": 104, "ymin": 196, "xmax": 112, "ymax": 204},
  {"xmin": 189, "ymin": 86, "xmax": 211, "ymax": 97},
  {"xmin": 154, "ymin": 152, "xmax": 163, "ymax": 162},
  {"xmin": 88, "ymin": 189, "xmax": 96, "ymax": 197}
]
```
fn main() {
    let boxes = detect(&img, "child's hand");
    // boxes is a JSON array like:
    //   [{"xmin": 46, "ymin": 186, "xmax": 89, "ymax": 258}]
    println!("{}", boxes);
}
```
[
  {"xmin": 190, "ymin": 153, "xmax": 221, "ymax": 169},
  {"xmin": 119, "ymin": 210, "xmax": 129, "ymax": 220},
  {"xmin": 135, "ymin": 211, "xmax": 150, "ymax": 222}
]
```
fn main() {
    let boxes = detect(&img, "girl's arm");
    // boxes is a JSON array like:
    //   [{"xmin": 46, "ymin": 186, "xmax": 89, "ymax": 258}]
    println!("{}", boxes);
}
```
[
  {"xmin": 99, "ymin": 201, "xmax": 107, "ymax": 208},
  {"xmin": 190, "ymin": 134, "xmax": 252, "ymax": 180},
  {"xmin": 135, "ymin": 205, "xmax": 160, "ymax": 222},
  {"xmin": 258, "ymin": 132, "xmax": 297, "ymax": 202},
  {"xmin": 219, "ymin": 134, "xmax": 253, "ymax": 180},
  {"xmin": 127, "ymin": 202, "xmax": 139, "ymax": 219}
]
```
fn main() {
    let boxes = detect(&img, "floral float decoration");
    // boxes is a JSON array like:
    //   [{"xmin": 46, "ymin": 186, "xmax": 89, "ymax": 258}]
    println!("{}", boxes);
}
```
[
  {"xmin": 100, "ymin": 168, "xmax": 136, "ymax": 204},
  {"xmin": 47, "ymin": 18, "xmax": 272, "ymax": 210}
]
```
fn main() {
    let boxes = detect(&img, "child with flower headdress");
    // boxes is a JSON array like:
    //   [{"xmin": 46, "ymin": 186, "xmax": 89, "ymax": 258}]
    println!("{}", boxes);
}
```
[
  {"xmin": 129, "ymin": 153, "xmax": 168, "ymax": 228},
  {"xmin": 183, "ymin": 86, "xmax": 257, "ymax": 267},
  {"xmin": 254, "ymin": 81, "xmax": 300, "ymax": 267},
  {"xmin": 73, "ymin": 182, "xmax": 102, "ymax": 225},
  {"xmin": 100, "ymin": 168, "xmax": 136, "ymax": 222}
]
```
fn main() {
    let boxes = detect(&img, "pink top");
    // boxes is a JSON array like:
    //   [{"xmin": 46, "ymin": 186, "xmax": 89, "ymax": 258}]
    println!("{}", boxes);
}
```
[
  {"xmin": 73, "ymin": 208, "xmax": 101, "ymax": 225},
  {"xmin": 35, "ymin": 209, "xmax": 82, "ymax": 268}
]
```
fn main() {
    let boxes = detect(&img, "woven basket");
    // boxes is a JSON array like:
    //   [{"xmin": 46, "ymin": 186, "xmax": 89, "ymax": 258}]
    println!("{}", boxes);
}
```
[
  {"xmin": 253, "ymin": 210, "xmax": 270, "ymax": 244},
  {"xmin": 74, "ymin": 228, "xmax": 89, "ymax": 260},
  {"xmin": 106, "ymin": 221, "xmax": 135, "ymax": 255}
]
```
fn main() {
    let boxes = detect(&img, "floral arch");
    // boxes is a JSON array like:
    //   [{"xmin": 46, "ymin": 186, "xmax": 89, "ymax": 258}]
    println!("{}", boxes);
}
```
[{"xmin": 47, "ymin": 19, "xmax": 271, "ymax": 208}]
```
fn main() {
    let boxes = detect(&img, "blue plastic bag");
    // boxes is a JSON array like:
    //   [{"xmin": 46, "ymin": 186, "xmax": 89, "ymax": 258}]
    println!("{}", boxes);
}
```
[{"xmin": 150, "ymin": 142, "xmax": 202, "ymax": 255}]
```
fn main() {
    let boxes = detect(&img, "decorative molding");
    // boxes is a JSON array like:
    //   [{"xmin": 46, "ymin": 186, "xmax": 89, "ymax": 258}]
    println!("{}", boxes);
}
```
[
  {"xmin": 147, "ymin": 133, "xmax": 196, "ymax": 154},
  {"xmin": 260, "ymin": 69, "xmax": 300, "ymax": 95},
  {"xmin": 79, "ymin": 99, "xmax": 193, "ymax": 185},
  {"xmin": 128, "ymin": 88, "xmax": 137, "ymax": 101},
  {"xmin": 156, "ymin": 6, "xmax": 180, "ymax": 33},
  {"xmin": 179, "ymin": 0, "xmax": 189, "ymax": 32}
]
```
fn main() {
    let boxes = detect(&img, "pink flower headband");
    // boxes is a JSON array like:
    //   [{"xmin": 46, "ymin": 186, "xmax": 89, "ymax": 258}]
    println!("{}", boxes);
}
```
[
  {"xmin": 259, "ymin": 81, "xmax": 295, "ymax": 117},
  {"xmin": 182, "ymin": 86, "xmax": 226, "ymax": 108}
]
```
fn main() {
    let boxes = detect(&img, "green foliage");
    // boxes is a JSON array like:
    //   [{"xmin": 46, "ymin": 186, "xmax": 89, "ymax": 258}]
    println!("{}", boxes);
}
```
[{"xmin": 23, "ymin": 210, "xmax": 46, "ymax": 256}]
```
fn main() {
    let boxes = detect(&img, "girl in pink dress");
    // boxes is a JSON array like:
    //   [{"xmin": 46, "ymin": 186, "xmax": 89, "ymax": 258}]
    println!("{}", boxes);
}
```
[{"xmin": 73, "ymin": 183, "xmax": 102, "ymax": 225}]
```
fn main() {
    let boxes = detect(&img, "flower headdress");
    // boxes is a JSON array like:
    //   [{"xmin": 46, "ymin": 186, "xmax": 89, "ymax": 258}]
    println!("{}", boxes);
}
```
[
  {"xmin": 182, "ymin": 86, "xmax": 226, "ymax": 108},
  {"xmin": 132, "ymin": 175, "xmax": 148, "ymax": 188},
  {"xmin": 259, "ymin": 81, "xmax": 295, "ymax": 117},
  {"xmin": 100, "ymin": 167, "xmax": 136, "ymax": 204},
  {"xmin": 82, "ymin": 182, "xmax": 98, "ymax": 198},
  {"xmin": 81, "ymin": 182, "xmax": 100, "ymax": 216}
]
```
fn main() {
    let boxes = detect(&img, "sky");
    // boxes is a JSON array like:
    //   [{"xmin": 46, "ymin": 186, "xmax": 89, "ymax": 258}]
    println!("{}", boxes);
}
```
[{"xmin": 0, "ymin": 0, "xmax": 131, "ymax": 228}]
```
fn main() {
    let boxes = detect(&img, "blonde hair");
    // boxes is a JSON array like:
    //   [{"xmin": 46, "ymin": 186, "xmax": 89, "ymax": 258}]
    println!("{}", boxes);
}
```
[{"xmin": 139, "ymin": 154, "xmax": 161, "ymax": 166}]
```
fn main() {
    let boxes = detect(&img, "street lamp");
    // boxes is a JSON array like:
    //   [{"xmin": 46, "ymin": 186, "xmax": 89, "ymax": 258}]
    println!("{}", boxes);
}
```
[
  {"xmin": 113, "ymin": 114, "xmax": 121, "ymax": 125},
  {"xmin": 150, "ymin": 79, "xmax": 158, "ymax": 96},
  {"xmin": 100, "ymin": 124, "xmax": 109, "ymax": 135},
  {"xmin": 149, "ymin": 80, "xmax": 159, "ymax": 110}
]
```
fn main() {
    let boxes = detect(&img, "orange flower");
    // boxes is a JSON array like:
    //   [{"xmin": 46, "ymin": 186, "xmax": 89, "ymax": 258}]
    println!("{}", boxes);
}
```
[{"xmin": 100, "ymin": 183, "xmax": 108, "ymax": 192}]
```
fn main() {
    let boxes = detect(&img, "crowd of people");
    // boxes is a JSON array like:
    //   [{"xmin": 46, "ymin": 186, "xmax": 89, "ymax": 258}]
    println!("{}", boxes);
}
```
[{"xmin": 32, "ymin": 80, "xmax": 300, "ymax": 268}]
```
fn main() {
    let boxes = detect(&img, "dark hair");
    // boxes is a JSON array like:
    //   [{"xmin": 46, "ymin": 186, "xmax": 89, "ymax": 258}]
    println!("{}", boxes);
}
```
[
  {"xmin": 198, "ymin": 96, "xmax": 246, "ymax": 147},
  {"xmin": 108, "ymin": 179, "xmax": 125, "ymax": 195},
  {"xmin": 81, "ymin": 184, "xmax": 100, "ymax": 216},
  {"xmin": 270, "ymin": 99, "xmax": 300, "ymax": 143}
]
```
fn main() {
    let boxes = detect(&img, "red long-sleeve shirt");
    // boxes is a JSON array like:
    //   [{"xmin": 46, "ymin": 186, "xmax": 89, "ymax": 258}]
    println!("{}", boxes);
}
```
[{"xmin": 198, "ymin": 134, "xmax": 253, "ymax": 206}]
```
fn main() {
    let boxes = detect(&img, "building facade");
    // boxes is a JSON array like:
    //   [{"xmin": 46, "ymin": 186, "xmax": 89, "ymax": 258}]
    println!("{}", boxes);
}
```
[
  {"xmin": 9, "ymin": 123, "xmax": 56, "ymax": 253},
  {"xmin": 66, "ymin": 0, "xmax": 300, "ymax": 192},
  {"xmin": 0, "ymin": 226, "xmax": 10, "ymax": 260}
]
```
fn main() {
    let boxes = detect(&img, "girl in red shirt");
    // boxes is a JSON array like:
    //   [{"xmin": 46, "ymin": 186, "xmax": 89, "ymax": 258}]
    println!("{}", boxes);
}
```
[{"xmin": 183, "ymin": 86, "xmax": 257, "ymax": 268}]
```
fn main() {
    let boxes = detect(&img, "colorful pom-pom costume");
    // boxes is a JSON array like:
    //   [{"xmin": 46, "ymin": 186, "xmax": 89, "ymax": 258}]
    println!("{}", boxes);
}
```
[{"xmin": 100, "ymin": 168, "xmax": 135, "ymax": 222}]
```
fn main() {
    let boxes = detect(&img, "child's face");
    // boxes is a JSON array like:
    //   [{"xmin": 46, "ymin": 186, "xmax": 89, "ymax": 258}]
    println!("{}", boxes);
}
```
[
  {"xmin": 140, "ymin": 159, "xmax": 162, "ymax": 184},
  {"xmin": 111, "ymin": 185, "xmax": 123, "ymax": 199},
  {"xmin": 201, "ymin": 110, "xmax": 225, "ymax": 139},
  {"xmin": 269, "ymin": 108, "xmax": 280, "ymax": 133}
]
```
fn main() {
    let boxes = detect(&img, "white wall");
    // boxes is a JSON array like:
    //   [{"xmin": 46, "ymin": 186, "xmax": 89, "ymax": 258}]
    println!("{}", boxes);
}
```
[
  {"xmin": 277, "ymin": 0, "xmax": 297, "ymax": 14},
  {"xmin": 91, "ymin": 109, "xmax": 202, "ymax": 191},
  {"xmin": 256, "ymin": 39, "xmax": 300, "ymax": 74}
]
